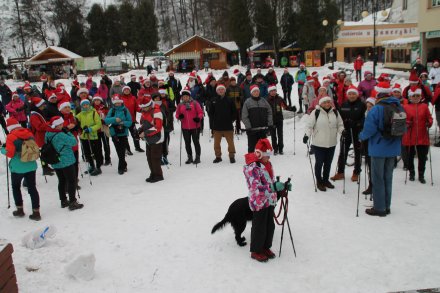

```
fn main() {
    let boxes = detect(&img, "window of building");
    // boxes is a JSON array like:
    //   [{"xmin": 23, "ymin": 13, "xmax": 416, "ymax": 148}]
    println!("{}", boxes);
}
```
[
  {"xmin": 388, "ymin": 49, "xmax": 411, "ymax": 63},
  {"xmin": 403, "ymin": 0, "xmax": 407, "ymax": 10},
  {"xmin": 432, "ymin": 0, "xmax": 440, "ymax": 7}
]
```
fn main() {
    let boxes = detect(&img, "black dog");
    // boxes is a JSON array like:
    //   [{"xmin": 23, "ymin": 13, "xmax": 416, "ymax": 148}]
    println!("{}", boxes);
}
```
[{"xmin": 211, "ymin": 196, "xmax": 252, "ymax": 246}]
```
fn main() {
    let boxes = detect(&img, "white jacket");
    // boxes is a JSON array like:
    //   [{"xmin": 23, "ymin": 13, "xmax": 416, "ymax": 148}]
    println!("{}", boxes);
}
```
[
  {"xmin": 302, "ymin": 83, "xmax": 316, "ymax": 106},
  {"xmin": 305, "ymin": 106, "xmax": 344, "ymax": 148},
  {"xmin": 429, "ymin": 67, "xmax": 440, "ymax": 85}
]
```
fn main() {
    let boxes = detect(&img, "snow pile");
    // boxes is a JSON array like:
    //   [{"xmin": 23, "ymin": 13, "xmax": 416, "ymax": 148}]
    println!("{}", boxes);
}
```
[
  {"xmin": 21, "ymin": 225, "xmax": 57, "ymax": 250},
  {"xmin": 64, "ymin": 253, "xmax": 96, "ymax": 281}
]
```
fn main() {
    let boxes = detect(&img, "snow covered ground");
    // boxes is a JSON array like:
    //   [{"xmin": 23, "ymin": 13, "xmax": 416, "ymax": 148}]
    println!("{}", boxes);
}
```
[{"xmin": 1, "ymin": 65, "xmax": 440, "ymax": 293}]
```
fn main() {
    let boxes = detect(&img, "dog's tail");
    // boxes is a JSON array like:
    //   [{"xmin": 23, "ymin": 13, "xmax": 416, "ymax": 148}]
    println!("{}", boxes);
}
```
[{"xmin": 211, "ymin": 216, "xmax": 229, "ymax": 234}]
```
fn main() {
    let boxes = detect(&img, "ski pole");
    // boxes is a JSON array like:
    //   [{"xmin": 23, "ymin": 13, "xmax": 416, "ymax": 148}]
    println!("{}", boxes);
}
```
[
  {"xmin": 306, "ymin": 142, "xmax": 317, "ymax": 192},
  {"xmin": 428, "ymin": 127, "xmax": 434, "ymax": 186},
  {"xmin": 356, "ymin": 143, "xmax": 362, "ymax": 217},
  {"xmin": 81, "ymin": 139, "xmax": 93, "ymax": 185},
  {"xmin": 179, "ymin": 126, "xmax": 183, "ymax": 167},
  {"xmin": 102, "ymin": 133, "xmax": 112, "ymax": 166},
  {"xmin": 342, "ymin": 135, "xmax": 346, "ymax": 195},
  {"xmin": 405, "ymin": 128, "xmax": 412, "ymax": 185},
  {"xmin": 6, "ymin": 156, "xmax": 10, "ymax": 209},
  {"xmin": 293, "ymin": 112, "xmax": 296, "ymax": 155}
]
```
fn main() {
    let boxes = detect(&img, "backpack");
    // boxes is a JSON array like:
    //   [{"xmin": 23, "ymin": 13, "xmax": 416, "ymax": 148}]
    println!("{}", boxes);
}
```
[
  {"xmin": 314, "ymin": 108, "xmax": 338, "ymax": 121},
  {"xmin": 20, "ymin": 138, "xmax": 40, "ymax": 162},
  {"xmin": 378, "ymin": 101, "xmax": 407, "ymax": 139},
  {"xmin": 40, "ymin": 133, "xmax": 64, "ymax": 165}
]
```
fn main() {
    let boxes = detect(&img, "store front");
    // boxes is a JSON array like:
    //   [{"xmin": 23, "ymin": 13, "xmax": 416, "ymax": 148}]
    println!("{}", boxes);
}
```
[{"xmin": 382, "ymin": 36, "xmax": 420, "ymax": 69}]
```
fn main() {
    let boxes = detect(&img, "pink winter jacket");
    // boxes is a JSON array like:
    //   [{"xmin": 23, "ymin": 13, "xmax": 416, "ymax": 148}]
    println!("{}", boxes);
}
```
[
  {"xmin": 6, "ymin": 99, "xmax": 27, "ymax": 122},
  {"xmin": 175, "ymin": 100, "xmax": 203, "ymax": 130}
]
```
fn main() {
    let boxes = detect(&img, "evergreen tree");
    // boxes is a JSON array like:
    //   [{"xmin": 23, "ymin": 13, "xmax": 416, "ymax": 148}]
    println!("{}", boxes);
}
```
[
  {"xmin": 86, "ymin": 4, "xmax": 106, "ymax": 64},
  {"xmin": 105, "ymin": 5, "xmax": 122, "ymax": 56},
  {"xmin": 322, "ymin": 0, "xmax": 342, "ymax": 43},
  {"xmin": 296, "ymin": 0, "xmax": 326, "ymax": 50},
  {"xmin": 132, "ymin": 0, "xmax": 158, "ymax": 67},
  {"xmin": 253, "ymin": 0, "xmax": 277, "ymax": 44},
  {"xmin": 228, "ymin": 0, "xmax": 253, "ymax": 65}
]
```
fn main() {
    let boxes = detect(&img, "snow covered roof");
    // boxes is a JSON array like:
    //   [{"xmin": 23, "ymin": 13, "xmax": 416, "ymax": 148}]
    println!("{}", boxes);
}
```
[
  {"xmin": 344, "ymin": 8, "xmax": 392, "ymax": 26},
  {"xmin": 215, "ymin": 42, "xmax": 238, "ymax": 52},
  {"xmin": 27, "ymin": 46, "xmax": 82, "ymax": 62},
  {"xmin": 249, "ymin": 42, "xmax": 264, "ymax": 51},
  {"xmin": 382, "ymin": 36, "xmax": 420, "ymax": 47}
]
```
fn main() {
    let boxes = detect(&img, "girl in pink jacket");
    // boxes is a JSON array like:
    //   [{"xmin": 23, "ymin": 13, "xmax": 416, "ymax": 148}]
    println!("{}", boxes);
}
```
[{"xmin": 6, "ymin": 92, "xmax": 27, "ymax": 127}]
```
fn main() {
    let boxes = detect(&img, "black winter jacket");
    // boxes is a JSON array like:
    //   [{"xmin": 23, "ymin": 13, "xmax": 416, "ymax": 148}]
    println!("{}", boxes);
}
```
[
  {"xmin": 339, "ymin": 98, "xmax": 366, "ymax": 132},
  {"xmin": 209, "ymin": 95, "xmax": 237, "ymax": 131}
]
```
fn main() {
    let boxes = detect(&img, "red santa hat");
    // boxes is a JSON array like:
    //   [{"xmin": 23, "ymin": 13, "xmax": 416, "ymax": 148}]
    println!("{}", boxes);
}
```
[
  {"xmin": 378, "ymin": 73, "xmax": 391, "ymax": 82},
  {"xmin": 375, "ymin": 81, "xmax": 392, "ymax": 94},
  {"xmin": 254, "ymin": 138, "xmax": 273, "ymax": 158},
  {"xmin": 49, "ymin": 116, "xmax": 64, "ymax": 129},
  {"xmin": 250, "ymin": 84, "xmax": 260, "ymax": 94},
  {"xmin": 58, "ymin": 102, "xmax": 71, "ymax": 111},
  {"xmin": 77, "ymin": 88, "xmax": 89, "ymax": 96},
  {"xmin": 112, "ymin": 94, "xmax": 124, "ymax": 104},
  {"xmin": 92, "ymin": 95, "xmax": 103, "ymax": 103},
  {"xmin": 99, "ymin": 70, "xmax": 105, "ymax": 76},
  {"xmin": 23, "ymin": 83, "xmax": 32, "ymax": 91},
  {"xmin": 366, "ymin": 97, "xmax": 376, "ymax": 105},
  {"xmin": 420, "ymin": 71, "xmax": 428, "ymax": 77},
  {"xmin": 188, "ymin": 72, "xmax": 196, "ymax": 79},
  {"xmin": 216, "ymin": 84, "xmax": 226, "ymax": 91},
  {"xmin": 306, "ymin": 76, "xmax": 314, "ymax": 83},
  {"xmin": 40, "ymin": 75, "xmax": 47, "ymax": 82},
  {"xmin": 319, "ymin": 96, "xmax": 332, "ymax": 105},
  {"xmin": 364, "ymin": 71, "xmax": 373, "ymax": 77},
  {"xmin": 181, "ymin": 86, "xmax": 191, "ymax": 96},
  {"xmin": 6, "ymin": 117, "xmax": 21, "ymax": 132},
  {"xmin": 138, "ymin": 96, "xmax": 152, "ymax": 108},
  {"xmin": 48, "ymin": 92, "xmax": 58, "ymax": 101},
  {"xmin": 300, "ymin": 62, "xmax": 305, "ymax": 67},
  {"xmin": 392, "ymin": 83, "xmax": 402, "ymax": 93},
  {"xmin": 11, "ymin": 91, "xmax": 19, "ymax": 98},
  {"xmin": 268, "ymin": 84, "xmax": 277, "ymax": 92},
  {"xmin": 346, "ymin": 85, "xmax": 359, "ymax": 96},
  {"xmin": 312, "ymin": 71, "xmax": 318, "ymax": 78},
  {"xmin": 143, "ymin": 77, "xmax": 151, "ymax": 84},
  {"xmin": 409, "ymin": 70, "xmax": 419, "ymax": 83},
  {"xmin": 32, "ymin": 97, "xmax": 45, "ymax": 108},
  {"xmin": 408, "ymin": 86, "xmax": 422, "ymax": 96},
  {"xmin": 122, "ymin": 86, "xmax": 131, "ymax": 92}
]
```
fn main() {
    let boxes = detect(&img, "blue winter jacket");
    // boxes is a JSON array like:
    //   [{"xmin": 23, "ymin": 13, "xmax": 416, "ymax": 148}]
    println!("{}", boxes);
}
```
[
  {"xmin": 359, "ymin": 97, "xmax": 402, "ymax": 157},
  {"xmin": 45, "ymin": 131, "xmax": 78, "ymax": 169},
  {"xmin": 104, "ymin": 105, "xmax": 132, "ymax": 137}
]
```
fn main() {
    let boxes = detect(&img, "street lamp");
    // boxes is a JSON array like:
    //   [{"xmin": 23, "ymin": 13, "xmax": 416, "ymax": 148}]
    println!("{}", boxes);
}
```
[
  {"xmin": 323, "ymin": 19, "xmax": 343, "ymax": 69},
  {"xmin": 122, "ymin": 41, "xmax": 128, "ymax": 68},
  {"xmin": 362, "ymin": 3, "xmax": 388, "ymax": 78}
]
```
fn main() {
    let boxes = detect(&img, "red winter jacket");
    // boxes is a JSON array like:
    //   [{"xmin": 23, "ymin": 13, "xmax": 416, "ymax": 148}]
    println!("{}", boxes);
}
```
[
  {"xmin": 354, "ymin": 59, "xmax": 364, "ymax": 70},
  {"xmin": 138, "ymin": 87, "xmax": 157, "ymax": 99},
  {"xmin": 29, "ymin": 111, "xmax": 49, "ymax": 147},
  {"xmin": 62, "ymin": 112, "xmax": 79, "ymax": 152},
  {"xmin": 402, "ymin": 84, "xmax": 432, "ymax": 103},
  {"xmin": 56, "ymin": 89, "xmax": 71, "ymax": 104},
  {"xmin": 402, "ymin": 103, "xmax": 433, "ymax": 146},
  {"xmin": 6, "ymin": 99, "xmax": 27, "ymax": 122},
  {"xmin": 335, "ymin": 79, "xmax": 347, "ymax": 106},
  {"xmin": 175, "ymin": 100, "xmax": 203, "ymax": 130},
  {"xmin": 121, "ymin": 94, "xmax": 138, "ymax": 122},
  {"xmin": 140, "ymin": 105, "xmax": 163, "ymax": 138}
]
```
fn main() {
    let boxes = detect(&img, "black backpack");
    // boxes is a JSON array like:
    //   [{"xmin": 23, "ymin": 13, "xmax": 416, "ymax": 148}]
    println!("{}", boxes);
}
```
[
  {"xmin": 314, "ymin": 108, "xmax": 338, "ymax": 120},
  {"xmin": 40, "ymin": 133, "xmax": 64, "ymax": 165},
  {"xmin": 378, "ymin": 101, "xmax": 407, "ymax": 139}
]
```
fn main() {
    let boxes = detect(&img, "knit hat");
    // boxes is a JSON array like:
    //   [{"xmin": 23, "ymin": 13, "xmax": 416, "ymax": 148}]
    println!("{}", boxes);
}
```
[
  {"xmin": 312, "ymin": 71, "xmax": 318, "ymax": 78},
  {"xmin": 122, "ymin": 86, "xmax": 131, "ymax": 92},
  {"xmin": 409, "ymin": 70, "xmax": 419, "ymax": 83},
  {"xmin": 319, "ymin": 96, "xmax": 332, "ymax": 105},
  {"xmin": 375, "ymin": 81, "xmax": 392, "ymax": 94},
  {"xmin": 32, "ymin": 97, "xmax": 45, "ymax": 108},
  {"xmin": 80, "ymin": 99, "xmax": 90, "ymax": 106},
  {"xmin": 392, "ymin": 83, "xmax": 402, "ymax": 93},
  {"xmin": 138, "ymin": 96, "xmax": 152, "ymax": 108},
  {"xmin": 254, "ymin": 138, "xmax": 273, "ymax": 158},
  {"xmin": 250, "ymin": 84, "xmax": 260, "ymax": 94},
  {"xmin": 346, "ymin": 85, "xmax": 359, "ymax": 95},
  {"xmin": 77, "ymin": 88, "xmax": 89, "ymax": 96},
  {"xmin": 268, "ymin": 84, "xmax": 277, "ymax": 92},
  {"xmin": 49, "ymin": 116, "xmax": 64, "ymax": 129},
  {"xmin": 366, "ymin": 97, "xmax": 376, "ymax": 105},
  {"xmin": 216, "ymin": 84, "xmax": 226, "ymax": 92},
  {"xmin": 306, "ymin": 76, "xmax": 314, "ymax": 83},
  {"xmin": 112, "ymin": 94, "xmax": 124, "ymax": 104},
  {"xmin": 181, "ymin": 86, "xmax": 191, "ymax": 96},
  {"xmin": 58, "ymin": 102, "xmax": 71, "ymax": 111},
  {"xmin": 92, "ymin": 95, "xmax": 103, "ymax": 102},
  {"xmin": 6, "ymin": 117, "xmax": 21, "ymax": 132},
  {"xmin": 408, "ymin": 86, "xmax": 422, "ymax": 96}
]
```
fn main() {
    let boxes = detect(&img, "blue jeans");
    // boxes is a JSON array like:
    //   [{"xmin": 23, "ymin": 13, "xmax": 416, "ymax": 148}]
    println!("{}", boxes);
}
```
[{"xmin": 371, "ymin": 157, "xmax": 395, "ymax": 212}]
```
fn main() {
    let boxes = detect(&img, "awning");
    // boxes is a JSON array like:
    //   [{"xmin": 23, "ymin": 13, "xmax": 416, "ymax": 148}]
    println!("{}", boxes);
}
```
[
  {"xmin": 169, "ymin": 52, "xmax": 200, "ymax": 60},
  {"xmin": 382, "ymin": 36, "xmax": 420, "ymax": 47},
  {"xmin": 25, "ymin": 57, "xmax": 74, "ymax": 65}
]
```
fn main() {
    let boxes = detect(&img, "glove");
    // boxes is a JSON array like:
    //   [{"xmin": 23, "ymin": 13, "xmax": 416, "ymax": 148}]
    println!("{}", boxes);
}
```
[
  {"xmin": 84, "ymin": 127, "xmax": 92, "ymax": 133},
  {"xmin": 341, "ymin": 129, "xmax": 346, "ymax": 136},
  {"xmin": 193, "ymin": 117, "xmax": 200, "ymax": 123},
  {"xmin": 274, "ymin": 181, "xmax": 285, "ymax": 192},
  {"xmin": 303, "ymin": 135, "xmax": 308, "ymax": 144},
  {"xmin": 290, "ymin": 106, "xmax": 297, "ymax": 112},
  {"xmin": 286, "ymin": 182, "xmax": 292, "ymax": 191},
  {"xmin": 178, "ymin": 114, "xmax": 184, "ymax": 120}
]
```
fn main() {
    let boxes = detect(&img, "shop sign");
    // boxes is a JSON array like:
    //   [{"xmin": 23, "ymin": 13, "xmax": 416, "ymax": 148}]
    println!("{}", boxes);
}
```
[
  {"xmin": 338, "ymin": 27, "xmax": 417, "ymax": 39},
  {"xmin": 426, "ymin": 30, "xmax": 440, "ymax": 39}
]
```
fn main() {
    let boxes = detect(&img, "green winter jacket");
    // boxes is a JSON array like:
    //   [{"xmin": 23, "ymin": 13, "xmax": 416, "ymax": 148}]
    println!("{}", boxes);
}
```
[
  {"xmin": 75, "ymin": 108, "xmax": 102, "ymax": 140},
  {"xmin": 44, "ymin": 130, "xmax": 77, "ymax": 169},
  {"xmin": 1, "ymin": 128, "xmax": 38, "ymax": 174}
]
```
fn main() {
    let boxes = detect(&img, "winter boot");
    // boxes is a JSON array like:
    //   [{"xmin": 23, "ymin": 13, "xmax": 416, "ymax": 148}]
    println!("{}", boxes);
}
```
[
  {"xmin": 149, "ymin": 175, "xmax": 164, "ymax": 183},
  {"xmin": 434, "ymin": 141, "xmax": 440, "ymax": 147},
  {"xmin": 90, "ymin": 167, "xmax": 102, "ymax": 176},
  {"xmin": 13, "ymin": 206, "xmax": 25, "ymax": 217},
  {"xmin": 135, "ymin": 146, "xmax": 145, "ymax": 152},
  {"xmin": 193, "ymin": 156, "xmax": 201, "ymax": 164},
  {"xmin": 317, "ymin": 181, "xmax": 327, "ymax": 192},
  {"xmin": 118, "ymin": 169, "xmax": 124, "ymax": 175},
  {"xmin": 351, "ymin": 172, "xmax": 359, "ymax": 182},
  {"xmin": 29, "ymin": 209, "xmax": 41, "ymax": 221},
  {"xmin": 126, "ymin": 149, "xmax": 133, "ymax": 156},
  {"xmin": 263, "ymin": 249, "xmax": 276, "ymax": 259},
  {"xmin": 145, "ymin": 174, "xmax": 153, "ymax": 182},
  {"xmin": 69, "ymin": 201, "xmax": 84, "ymax": 211},
  {"xmin": 103, "ymin": 159, "xmax": 111, "ymax": 166},
  {"xmin": 43, "ymin": 166, "xmax": 54, "ymax": 176},
  {"xmin": 230, "ymin": 157, "xmax": 236, "ymax": 164},
  {"xmin": 365, "ymin": 208, "xmax": 386, "ymax": 217},
  {"xmin": 61, "ymin": 200, "xmax": 69, "ymax": 208},
  {"xmin": 213, "ymin": 157, "xmax": 222, "ymax": 163},
  {"xmin": 251, "ymin": 252, "xmax": 269, "ymax": 262},
  {"xmin": 419, "ymin": 177, "xmax": 426, "ymax": 184},
  {"xmin": 323, "ymin": 181, "xmax": 335, "ymax": 189},
  {"xmin": 362, "ymin": 183, "xmax": 372, "ymax": 195},
  {"xmin": 185, "ymin": 156, "xmax": 193, "ymax": 164},
  {"xmin": 330, "ymin": 173, "xmax": 344, "ymax": 181},
  {"xmin": 409, "ymin": 172, "xmax": 415, "ymax": 181},
  {"xmin": 279, "ymin": 150, "xmax": 284, "ymax": 155}
]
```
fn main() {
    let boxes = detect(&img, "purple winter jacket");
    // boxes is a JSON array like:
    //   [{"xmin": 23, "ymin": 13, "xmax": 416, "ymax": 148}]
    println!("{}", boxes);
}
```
[{"xmin": 357, "ymin": 79, "xmax": 377, "ymax": 100}]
